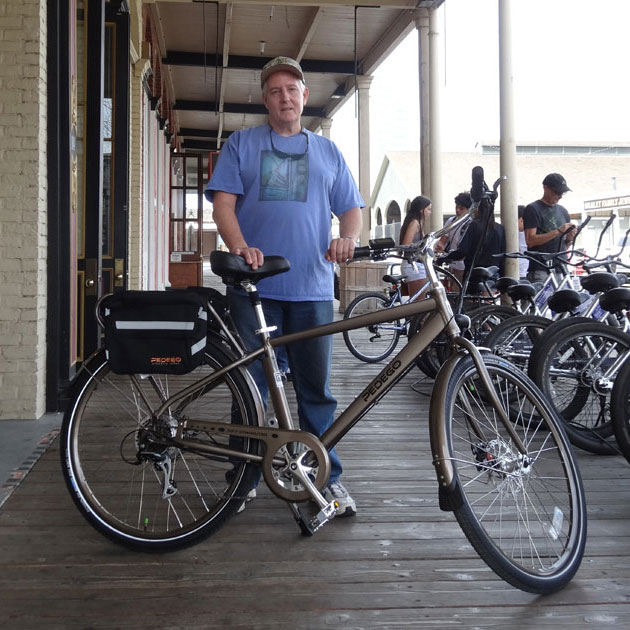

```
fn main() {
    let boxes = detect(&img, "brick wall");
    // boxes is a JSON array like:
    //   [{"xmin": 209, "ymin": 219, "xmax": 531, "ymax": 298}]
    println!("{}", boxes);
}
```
[{"xmin": 0, "ymin": 0, "xmax": 48, "ymax": 420}]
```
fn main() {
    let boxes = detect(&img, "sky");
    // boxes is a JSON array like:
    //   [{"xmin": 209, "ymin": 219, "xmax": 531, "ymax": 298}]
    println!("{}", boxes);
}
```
[{"xmin": 331, "ymin": 0, "xmax": 630, "ymax": 184}]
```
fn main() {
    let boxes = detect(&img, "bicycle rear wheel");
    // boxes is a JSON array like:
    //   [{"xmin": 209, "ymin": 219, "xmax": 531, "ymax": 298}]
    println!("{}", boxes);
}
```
[
  {"xmin": 434, "ymin": 354, "xmax": 586, "ymax": 593},
  {"xmin": 343, "ymin": 292, "xmax": 401, "ymax": 362},
  {"xmin": 529, "ymin": 321, "xmax": 630, "ymax": 455},
  {"xmin": 61, "ymin": 344, "xmax": 261, "ymax": 551}
]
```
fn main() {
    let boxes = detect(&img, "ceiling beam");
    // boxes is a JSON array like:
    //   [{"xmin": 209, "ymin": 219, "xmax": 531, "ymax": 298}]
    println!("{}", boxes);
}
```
[
  {"xmin": 163, "ymin": 52, "xmax": 356, "ymax": 75},
  {"xmin": 294, "ymin": 7, "xmax": 324, "ymax": 62},
  {"xmin": 174, "ymin": 99, "xmax": 325, "ymax": 117},
  {"xmin": 179, "ymin": 127, "xmax": 234, "ymax": 139}
]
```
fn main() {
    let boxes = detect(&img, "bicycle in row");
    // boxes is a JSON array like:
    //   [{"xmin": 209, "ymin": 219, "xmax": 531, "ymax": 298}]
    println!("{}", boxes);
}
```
[{"xmin": 60, "ymin": 167, "xmax": 586, "ymax": 594}]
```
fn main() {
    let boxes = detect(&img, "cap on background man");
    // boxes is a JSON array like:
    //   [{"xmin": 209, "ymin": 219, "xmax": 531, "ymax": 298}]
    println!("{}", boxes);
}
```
[
  {"xmin": 542, "ymin": 173, "xmax": 571, "ymax": 195},
  {"xmin": 260, "ymin": 56, "xmax": 305, "ymax": 87}
]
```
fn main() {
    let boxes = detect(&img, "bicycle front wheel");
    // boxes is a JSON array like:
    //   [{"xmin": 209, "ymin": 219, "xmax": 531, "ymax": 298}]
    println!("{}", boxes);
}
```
[
  {"xmin": 343, "ymin": 292, "xmax": 401, "ymax": 362},
  {"xmin": 611, "ymin": 356, "xmax": 630, "ymax": 464},
  {"xmin": 61, "ymin": 344, "xmax": 261, "ymax": 551},
  {"xmin": 435, "ymin": 354, "xmax": 586, "ymax": 593}
]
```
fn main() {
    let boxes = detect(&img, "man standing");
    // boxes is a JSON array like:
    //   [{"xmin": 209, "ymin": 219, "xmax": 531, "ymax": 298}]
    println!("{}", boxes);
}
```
[
  {"xmin": 205, "ymin": 56, "xmax": 364, "ymax": 516},
  {"xmin": 523, "ymin": 173, "xmax": 575, "ymax": 282}
]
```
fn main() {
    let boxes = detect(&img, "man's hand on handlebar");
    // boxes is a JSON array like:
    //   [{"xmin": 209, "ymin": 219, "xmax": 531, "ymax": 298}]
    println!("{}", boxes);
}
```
[{"xmin": 326, "ymin": 237, "xmax": 356, "ymax": 264}]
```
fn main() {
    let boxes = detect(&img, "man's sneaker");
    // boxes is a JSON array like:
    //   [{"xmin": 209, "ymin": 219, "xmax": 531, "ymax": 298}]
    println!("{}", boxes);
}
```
[
  {"xmin": 323, "ymin": 482, "xmax": 357, "ymax": 517},
  {"xmin": 236, "ymin": 488, "xmax": 256, "ymax": 514}
]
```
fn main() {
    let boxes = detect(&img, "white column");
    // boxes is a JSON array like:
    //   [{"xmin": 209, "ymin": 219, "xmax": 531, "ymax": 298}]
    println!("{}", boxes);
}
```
[
  {"xmin": 356, "ymin": 75, "xmax": 373, "ymax": 245},
  {"xmin": 427, "ymin": 8, "xmax": 444, "ymax": 232},
  {"xmin": 320, "ymin": 117, "xmax": 332, "ymax": 139},
  {"xmin": 415, "ymin": 10, "xmax": 430, "ymax": 201},
  {"xmin": 499, "ymin": 0, "xmax": 519, "ymax": 279}
]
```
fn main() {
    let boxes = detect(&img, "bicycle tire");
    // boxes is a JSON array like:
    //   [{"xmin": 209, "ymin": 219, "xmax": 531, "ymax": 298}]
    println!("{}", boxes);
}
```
[
  {"xmin": 529, "ymin": 320, "xmax": 630, "ymax": 455},
  {"xmin": 485, "ymin": 314, "xmax": 552, "ymax": 374},
  {"xmin": 611, "ymin": 356, "xmax": 630, "ymax": 464},
  {"xmin": 343, "ymin": 292, "xmax": 401, "ymax": 363},
  {"xmin": 60, "ymin": 343, "xmax": 261, "ymax": 551},
  {"xmin": 466, "ymin": 304, "xmax": 520, "ymax": 346},
  {"xmin": 434, "ymin": 353, "xmax": 586, "ymax": 593}
]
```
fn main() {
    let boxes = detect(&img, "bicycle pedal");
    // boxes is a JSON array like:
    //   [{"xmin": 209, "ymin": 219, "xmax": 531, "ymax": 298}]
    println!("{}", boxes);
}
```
[{"xmin": 288, "ymin": 501, "xmax": 337, "ymax": 537}]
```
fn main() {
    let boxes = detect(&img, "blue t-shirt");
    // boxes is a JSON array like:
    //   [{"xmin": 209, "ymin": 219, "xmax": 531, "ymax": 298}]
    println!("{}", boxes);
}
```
[{"xmin": 206, "ymin": 125, "xmax": 364, "ymax": 300}]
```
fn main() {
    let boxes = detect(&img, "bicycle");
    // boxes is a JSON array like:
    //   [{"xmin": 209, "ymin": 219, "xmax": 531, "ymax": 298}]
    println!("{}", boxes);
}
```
[
  {"xmin": 60, "ymin": 167, "xmax": 586, "ymax": 594},
  {"xmin": 342, "ymin": 241, "xmax": 461, "ymax": 363}
]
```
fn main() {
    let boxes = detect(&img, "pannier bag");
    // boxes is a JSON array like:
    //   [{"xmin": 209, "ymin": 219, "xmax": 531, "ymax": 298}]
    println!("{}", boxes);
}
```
[{"xmin": 102, "ymin": 290, "xmax": 208, "ymax": 375}]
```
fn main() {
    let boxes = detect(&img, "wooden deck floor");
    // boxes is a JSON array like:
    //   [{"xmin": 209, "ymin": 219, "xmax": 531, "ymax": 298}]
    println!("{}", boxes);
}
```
[{"xmin": 2, "ymin": 281, "xmax": 630, "ymax": 628}]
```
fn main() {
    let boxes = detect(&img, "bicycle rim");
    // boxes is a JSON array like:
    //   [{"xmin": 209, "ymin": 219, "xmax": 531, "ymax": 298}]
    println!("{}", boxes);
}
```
[
  {"xmin": 486, "ymin": 315, "xmax": 550, "ymax": 374},
  {"xmin": 535, "ymin": 322, "xmax": 630, "ymax": 454},
  {"xmin": 343, "ymin": 293, "xmax": 401, "ymax": 362},
  {"xmin": 611, "ymin": 357, "xmax": 630, "ymax": 464},
  {"xmin": 443, "ymin": 355, "xmax": 586, "ymax": 593},
  {"xmin": 61, "ymin": 349, "xmax": 260, "ymax": 550}
]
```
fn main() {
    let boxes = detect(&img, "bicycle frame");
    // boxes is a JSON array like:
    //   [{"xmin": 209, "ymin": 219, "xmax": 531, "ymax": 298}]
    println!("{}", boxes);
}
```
[{"xmin": 146, "ymin": 210, "xmax": 528, "ymax": 504}]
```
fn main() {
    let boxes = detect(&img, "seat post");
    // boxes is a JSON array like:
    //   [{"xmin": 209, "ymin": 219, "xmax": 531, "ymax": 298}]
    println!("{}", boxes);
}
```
[{"xmin": 241, "ymin": 281, "xmax": 294, "ymax": 430}]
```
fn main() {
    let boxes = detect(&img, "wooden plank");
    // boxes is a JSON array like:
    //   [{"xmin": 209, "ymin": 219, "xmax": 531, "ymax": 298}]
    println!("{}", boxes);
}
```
[{"xmin": 2, "ymin": 271, "xmax": 630, "ymax": 627}]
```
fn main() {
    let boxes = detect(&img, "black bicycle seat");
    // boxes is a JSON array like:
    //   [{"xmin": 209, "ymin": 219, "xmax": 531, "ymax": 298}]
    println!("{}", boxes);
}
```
[
  {"xmin": 580, "ymin": 272, "xmax": 620, "ymax": 294},
  {"xmin": 599, "ymin": 287, "xmax": 630, "ymax": 313},
  {"xmin": 495, "ymin": 276, "xmax": 519, "ymax": 293},
  {"xmin": 507, "ymin": 283, "xmax": 537, "ymax": 301},
  {"xmin": 383, "ymin": 274, "xmax": 405, "ymax": 284},
  {"xmin": 547, "ymin": 289, "xmax": 586, "ymax": 314},
  {"xmin": 469, "ymin": 266, "xmax": 499, "ymax": 284},
  {"xmin": 210, "ymin": 250, "xmax": 290, "ymax": 285}
]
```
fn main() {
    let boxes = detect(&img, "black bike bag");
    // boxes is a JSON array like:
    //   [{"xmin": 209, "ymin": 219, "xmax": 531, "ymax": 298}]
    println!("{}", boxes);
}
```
[{"xmin": 102, "ymin": 289, "xmax": 207, "ymax": 375}]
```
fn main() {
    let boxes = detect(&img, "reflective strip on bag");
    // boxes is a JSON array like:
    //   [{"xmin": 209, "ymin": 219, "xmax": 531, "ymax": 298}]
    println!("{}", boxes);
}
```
[
  {"xmin": 115, "ymin": 321, "xmax": 196, "ymax": 331},
  {"xmin": 190, "ymin": 337, "xmax": 207, "ymax": 356}
]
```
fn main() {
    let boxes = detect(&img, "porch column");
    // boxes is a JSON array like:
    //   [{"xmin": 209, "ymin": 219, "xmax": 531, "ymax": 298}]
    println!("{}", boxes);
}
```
[
  {"xmin": 415, "ymin": 10, "xmax": 430, "ymax": 202},
  {"xmin": 320, "ymin": 117, "xmax": 332, "ymax": 139},
  {"xmin": 356, "ymin": 75, "xmax": 373, "ymax": 245},
  {"xmin": 499, "ymin": 0, "xmax": 519, "ymax": 279},
  {"xmin": 428, "ymin": 7, "xmax": 443, "ymax": 231}
]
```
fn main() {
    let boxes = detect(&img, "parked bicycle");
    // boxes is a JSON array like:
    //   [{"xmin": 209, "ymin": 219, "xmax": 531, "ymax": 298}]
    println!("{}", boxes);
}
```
[{"xmin": 60, "ymin": 167, "xmax": 586, "ymax": 594}]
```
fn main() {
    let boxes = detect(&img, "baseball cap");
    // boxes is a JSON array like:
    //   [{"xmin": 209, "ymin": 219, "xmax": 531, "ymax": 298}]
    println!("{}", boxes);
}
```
[
  {"xmin": 542, "ymin": 173, "xmax": 571, "ymax": 194},
  {"xmin": 260, "ymin": 56, "xmax": 305, "ymax": 88}
]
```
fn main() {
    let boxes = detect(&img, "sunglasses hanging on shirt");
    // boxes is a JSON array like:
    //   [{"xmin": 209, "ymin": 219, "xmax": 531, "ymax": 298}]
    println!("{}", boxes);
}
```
[{"xmin": 269, "ymin": 126, "xmax": 309, "ymax": 160}]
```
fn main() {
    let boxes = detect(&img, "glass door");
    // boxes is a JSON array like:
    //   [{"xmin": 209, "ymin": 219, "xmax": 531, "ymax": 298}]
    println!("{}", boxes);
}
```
[{"xmin": 169, "ymin": 153, "xmax": 203, "ymax": 287}]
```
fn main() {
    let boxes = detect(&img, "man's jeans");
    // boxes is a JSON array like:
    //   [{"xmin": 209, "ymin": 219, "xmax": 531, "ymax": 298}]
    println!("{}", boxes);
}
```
[{"xmin": 227, "ymin": 289, "xmax": 342, "ymax": 482}]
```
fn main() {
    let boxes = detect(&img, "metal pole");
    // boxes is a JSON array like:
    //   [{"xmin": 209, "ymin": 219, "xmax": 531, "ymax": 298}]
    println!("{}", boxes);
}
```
[
  {"xmin": 499, "ymin": 0, "xmax": 519, "ymax": 279},
  {"xmin": 428, "ymin": 7, "xmax": 443, "ymax": 232}
]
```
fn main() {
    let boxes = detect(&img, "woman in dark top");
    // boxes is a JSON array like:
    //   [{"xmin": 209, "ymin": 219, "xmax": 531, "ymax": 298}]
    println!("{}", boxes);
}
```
[{"xmin": 448, "ymin": 200, "xmax": 506, "ymax": 276}]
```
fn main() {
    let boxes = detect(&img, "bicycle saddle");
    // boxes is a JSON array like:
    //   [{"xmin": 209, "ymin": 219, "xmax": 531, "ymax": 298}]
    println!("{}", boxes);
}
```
[
  {"xmin": 210, "ymin": 250, "xmax": 290, "ymax": 285},
  {"xmin": 547, "ymin": 289, "xmax": 586, "ymax": 314},
  {"xmin": 507, "ymin": 283, "xmax": 537, "ymax": 301},
  {"xmin": 469, "ymin": 266, "xmax": 499, "ymax": 284},
  {"xmin": 580, "ymin": 272, "xmax": 619, "ymax": 294},
  {"xmin": 599, "ymin": 287, "xmax": 630, "ymax": 314},
  {"xmin": 495, "ymin": 276, "xmax": 519, "ymax": 293},
  {"xmin": 382, "ymin": 274, "xmax": 405, "ymax": 284}
]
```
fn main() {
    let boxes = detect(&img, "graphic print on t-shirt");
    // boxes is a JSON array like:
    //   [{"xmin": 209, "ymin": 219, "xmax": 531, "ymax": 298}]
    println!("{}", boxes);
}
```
[
  {"xmin": 539, "ymin": 211, "xmax": 563, "ymax": 234},
  {"xmin": 259, "ymin": 151, "xmax": 309, "ymax": 201}
]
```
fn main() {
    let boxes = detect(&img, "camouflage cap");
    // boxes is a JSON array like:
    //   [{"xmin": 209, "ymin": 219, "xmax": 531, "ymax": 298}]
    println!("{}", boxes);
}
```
[{"xmin": 260, "ymin": 56, "xmax": 305, "ymax": 88}]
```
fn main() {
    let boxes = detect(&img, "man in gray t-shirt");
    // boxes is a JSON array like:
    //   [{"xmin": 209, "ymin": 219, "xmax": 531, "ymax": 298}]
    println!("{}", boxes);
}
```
[{"xmin": 523, "ymin": 173, "xmax": 576, "ymax": 281}]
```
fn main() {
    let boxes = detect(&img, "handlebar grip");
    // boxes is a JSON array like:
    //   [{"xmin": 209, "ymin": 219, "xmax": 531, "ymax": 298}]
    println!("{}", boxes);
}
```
[
  {"xmin": 471, "ymin": 166, "xmax": 485, "ymax": 202},
  {"xmin": 352, "ymin": 246, "xmax": 371, "ymax": 259}
]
